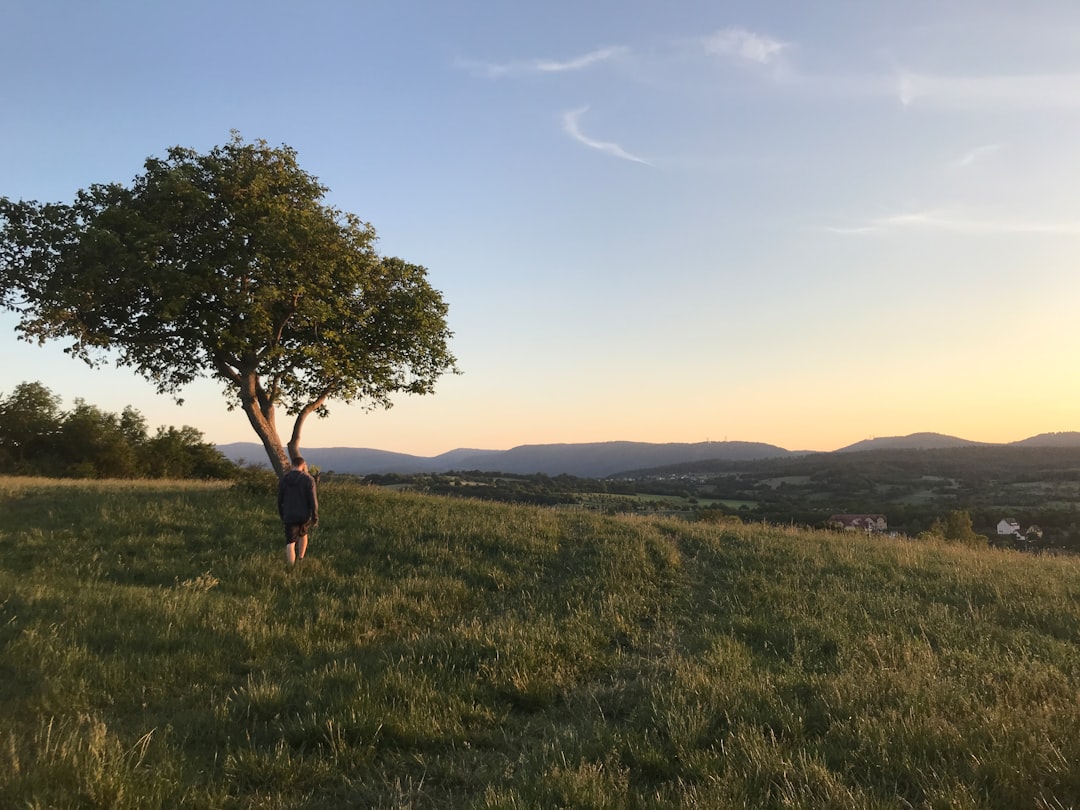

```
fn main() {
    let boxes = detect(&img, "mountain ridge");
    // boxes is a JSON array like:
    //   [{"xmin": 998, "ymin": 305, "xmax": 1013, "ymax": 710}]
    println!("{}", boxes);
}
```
[
  {"xmin": 217, "ymin": 431, "xmax": 1080, "ymax": 478},
  {"xmin": 218, "ymin": 439, "xmax": 793, "ymax": 478},
  {"xmin": 834, "ymin": 432, "xmax": 989, "ymax": 453}
]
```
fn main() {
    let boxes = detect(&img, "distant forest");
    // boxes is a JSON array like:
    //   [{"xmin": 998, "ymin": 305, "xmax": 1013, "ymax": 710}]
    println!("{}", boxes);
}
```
[{"xmin": 0, "ymin": 381, "xmax": 236, "ymax": 479}]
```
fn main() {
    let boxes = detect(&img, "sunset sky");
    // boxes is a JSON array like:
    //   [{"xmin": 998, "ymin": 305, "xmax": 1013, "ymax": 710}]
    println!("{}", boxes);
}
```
[{"xmin": 4, "ymin": 1, "xmax": 1080, "ymax": 456}]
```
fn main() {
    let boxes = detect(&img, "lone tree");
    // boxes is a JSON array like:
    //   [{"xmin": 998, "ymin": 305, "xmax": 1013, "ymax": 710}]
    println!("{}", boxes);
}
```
[{"xmin": 0, "ymin": 134, "xmax": 458, "ymax": 476}]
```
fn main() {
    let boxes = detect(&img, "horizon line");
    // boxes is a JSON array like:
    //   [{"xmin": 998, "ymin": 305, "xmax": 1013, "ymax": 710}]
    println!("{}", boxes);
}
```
[{"xmin": 214, "ymin": 430, "xmax": 1079, "ymax": 458}]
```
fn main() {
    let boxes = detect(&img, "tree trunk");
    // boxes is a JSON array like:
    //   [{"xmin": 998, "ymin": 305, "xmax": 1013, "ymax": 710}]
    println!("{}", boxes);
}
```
[
  {"xmin": 242, "ymin": 404, "xmax": 289, "ymax": 477},
  {"xmin": 237, "ymin": 374, "xmax": 290, "ymax": 477}
]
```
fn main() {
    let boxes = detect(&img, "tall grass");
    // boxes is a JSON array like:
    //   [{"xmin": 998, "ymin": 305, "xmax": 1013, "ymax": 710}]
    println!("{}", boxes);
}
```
[{"xmin": 2, "ymin": 476, "xmax": 1079, "ymax": 808}]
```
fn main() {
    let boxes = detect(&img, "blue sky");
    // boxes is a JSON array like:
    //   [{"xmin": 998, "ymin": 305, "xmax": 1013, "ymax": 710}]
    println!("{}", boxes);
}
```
[{"xmin": 4, "ymin": 1, "xmax": 1080, "ymax": 455}]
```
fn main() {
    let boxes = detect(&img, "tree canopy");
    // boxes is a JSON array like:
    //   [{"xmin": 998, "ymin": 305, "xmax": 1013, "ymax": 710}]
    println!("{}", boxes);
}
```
[
  {"xmin": 0, "ymin": 381, "xmax": 235, "ymax": 479},
  {"xmin": 0, "ymin": 133, "xmax": 457, "ymax": 475},
  {"xmin": 926, "ymin": 509, "xmax": 988, "ymax": 547}
]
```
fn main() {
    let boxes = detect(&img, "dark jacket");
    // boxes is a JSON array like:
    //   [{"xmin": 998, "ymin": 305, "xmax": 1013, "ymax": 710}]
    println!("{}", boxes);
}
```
[{"xmin": 278, "ymin": 469, "xmax": 319, "ymax": 525}]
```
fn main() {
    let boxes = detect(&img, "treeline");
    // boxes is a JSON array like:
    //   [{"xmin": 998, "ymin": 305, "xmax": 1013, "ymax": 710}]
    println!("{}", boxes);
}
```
[
  {"xmin": 0, "ymin": 381, "xmax": 237, "ymax": 479},
  {"xmin": 363, "ymin": 470, "xmax": 638, "ymax": 506}
]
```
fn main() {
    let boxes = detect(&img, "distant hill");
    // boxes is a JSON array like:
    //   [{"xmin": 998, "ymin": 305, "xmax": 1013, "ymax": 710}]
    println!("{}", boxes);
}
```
[
  {"xmin": 835, "ymin": 432, "xmax": 987, "ymax": 453},
  {"xmin": 1010, "ymin": 432, "xmax": 1080, "ymax": 448},
  {"xmin": 219, "ymin": 432, "xmax": 1080, "ymax": 478},
  {"xmin": 217, "ymin": 443, "xmax": 503, "ymax": 475},
  {"xmin": 218, "ymin": 440, "xmax": 792, "ymax": 478},
  {"xmin": 451, "ymin": 441, "xmax": 793, "ymax": 478}
]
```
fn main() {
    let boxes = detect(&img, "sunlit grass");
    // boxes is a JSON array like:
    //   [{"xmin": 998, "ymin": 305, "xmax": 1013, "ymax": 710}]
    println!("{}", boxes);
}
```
[
  {"xmin": 2, "ymin": 478, "xmax": 1080, "ymax": 807},
  {"xmin": 0, "ymin": 475, "xmax": 233, "ymax": 492}
]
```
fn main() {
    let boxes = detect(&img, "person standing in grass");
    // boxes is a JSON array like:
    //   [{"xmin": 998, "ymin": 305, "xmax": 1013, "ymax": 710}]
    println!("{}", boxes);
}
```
[{"xmin": 278, "ymin": 456, "xmax": 319, "ymax": 565}]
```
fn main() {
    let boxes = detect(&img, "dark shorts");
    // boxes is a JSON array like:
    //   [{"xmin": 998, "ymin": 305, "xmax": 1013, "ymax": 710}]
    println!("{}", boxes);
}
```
[{"xmin": 284, "ymin": 521, "xmax": 311, "ymax": 545}]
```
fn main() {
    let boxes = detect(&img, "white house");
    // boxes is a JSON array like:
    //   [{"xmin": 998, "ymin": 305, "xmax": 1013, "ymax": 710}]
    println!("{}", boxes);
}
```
[
  {"xmin": 829, "ymin": 514, "xmax": 888, "ymax": 533},
  {"xmin": 997, "ymin": 518, "xmax": 1021, "ymax": 536}
]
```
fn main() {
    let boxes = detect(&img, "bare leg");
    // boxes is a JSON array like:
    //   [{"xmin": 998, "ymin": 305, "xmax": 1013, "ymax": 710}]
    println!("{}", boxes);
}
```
[
  {"xmin": 296, "ymin": 533, "xmax": 308, "ymax": 560},
  {"xmin": 285, "ymin": 542, "xmax": 297, "ymax": 565}
]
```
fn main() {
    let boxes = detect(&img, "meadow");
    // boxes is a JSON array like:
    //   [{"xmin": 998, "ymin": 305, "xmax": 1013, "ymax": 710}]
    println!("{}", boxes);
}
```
[{"xmin": 2, "ymin": 476, "xmax": 1080, "ymax": 809}]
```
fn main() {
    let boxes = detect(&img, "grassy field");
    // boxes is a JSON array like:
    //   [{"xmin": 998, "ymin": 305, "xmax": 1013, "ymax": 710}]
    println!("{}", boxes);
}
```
[
  {"xmin": 572, "ymin": 492, "xmax": 756, "ymax": 515},
  {"xmin": 3, "ymin": 476, "xmax": 1080, "ymax": 809}
]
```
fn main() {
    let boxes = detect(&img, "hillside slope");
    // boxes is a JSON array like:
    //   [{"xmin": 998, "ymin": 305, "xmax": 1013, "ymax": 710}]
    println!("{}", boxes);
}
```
[{"xmin": 3, "ymin": 478, "xmax": 1080, "ymax": 808}]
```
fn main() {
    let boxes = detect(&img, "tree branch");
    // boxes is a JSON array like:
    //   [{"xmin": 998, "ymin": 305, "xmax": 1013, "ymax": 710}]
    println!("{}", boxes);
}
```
[{"xmin": 287, "ymin": 385, "xmax": 335, "ymax": 458}]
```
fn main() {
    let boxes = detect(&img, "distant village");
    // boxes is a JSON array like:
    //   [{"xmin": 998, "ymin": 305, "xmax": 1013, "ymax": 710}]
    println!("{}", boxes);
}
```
[{"xmin": 828, "ymin": 514, "xmax": 1044, "ymax": 547}]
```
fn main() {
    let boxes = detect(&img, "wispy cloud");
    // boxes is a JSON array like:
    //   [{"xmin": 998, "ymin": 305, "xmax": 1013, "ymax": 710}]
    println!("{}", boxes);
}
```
[
  {"xmin": 948, "ymin": 143, "xmax": 1002, "ymax": 170},
  {"xmin": 828, "ymin": 208, "xmax": 1080, "ymax": 236},
  {"xmin": 457, "ymin": 46, "xmax": 628, "ymax": 79},
  {"xmin": 561, "ymin": 107, "xmax": 651, "ymax": 165},
  {"xmin": 536, "ymin": 46, "xmax": 628, "ymax": 73},
  {"xmin": 704, "ymin": 27, "xmax": 788, "ymax": 66},
  {"xmin": 898, "ymin": 72, "xmax": 1080, "ymax": 109}
]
